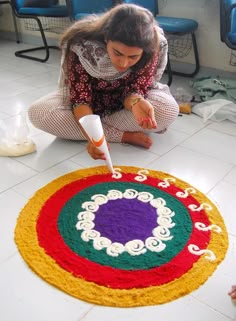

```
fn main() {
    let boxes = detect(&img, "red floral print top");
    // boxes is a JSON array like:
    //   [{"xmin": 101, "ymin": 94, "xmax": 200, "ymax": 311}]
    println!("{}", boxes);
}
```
[{"xmin": 67, "ymin": 45, "xmax": 158, "ymax": 117}]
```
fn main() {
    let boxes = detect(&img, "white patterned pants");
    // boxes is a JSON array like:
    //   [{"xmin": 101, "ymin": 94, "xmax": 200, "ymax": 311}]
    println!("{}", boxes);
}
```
[{"xmin": 28, "ymin": 83, "xmax": 179, "ymax": 143}]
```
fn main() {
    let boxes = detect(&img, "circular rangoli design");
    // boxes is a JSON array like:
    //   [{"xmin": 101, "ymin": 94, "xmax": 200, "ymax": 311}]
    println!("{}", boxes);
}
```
[{"xmin": 15, "ymin": 166, "xmax": 228, "ymax": 307}]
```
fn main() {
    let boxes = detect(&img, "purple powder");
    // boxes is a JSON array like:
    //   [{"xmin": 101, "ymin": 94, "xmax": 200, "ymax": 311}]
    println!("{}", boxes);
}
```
[{"xmin": 93, "ymin": 198, "xmax": 158, "ymax": 243}]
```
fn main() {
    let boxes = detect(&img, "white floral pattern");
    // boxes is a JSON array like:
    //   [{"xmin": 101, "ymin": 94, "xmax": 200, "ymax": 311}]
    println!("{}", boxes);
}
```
[{"xmin": 76, "ymin": 189, "xmax": 175, "ymax": 257}]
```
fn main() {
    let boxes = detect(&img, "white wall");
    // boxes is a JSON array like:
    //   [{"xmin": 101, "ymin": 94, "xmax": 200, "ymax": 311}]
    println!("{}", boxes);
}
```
[{"xmin": 0, "ymin": 0, "xmax": 235, "ymax": 72}]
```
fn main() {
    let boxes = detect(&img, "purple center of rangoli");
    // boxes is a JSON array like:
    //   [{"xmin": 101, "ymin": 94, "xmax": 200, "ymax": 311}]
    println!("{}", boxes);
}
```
[{"xmin": 93, "ymin": 198, "xmax": 158, "ymax": 243}]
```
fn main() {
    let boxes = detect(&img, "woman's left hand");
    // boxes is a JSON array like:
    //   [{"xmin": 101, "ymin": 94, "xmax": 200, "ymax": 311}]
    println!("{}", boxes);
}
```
[{"xmin": 132, "ymin": 99, "xmax": 157, "ymax": 130}]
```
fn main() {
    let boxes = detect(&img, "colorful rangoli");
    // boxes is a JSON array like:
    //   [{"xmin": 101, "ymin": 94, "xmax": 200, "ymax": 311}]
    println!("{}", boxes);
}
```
[{"xmin": 15, "ymin": 166, "xmax": 228, "ymax": 307}]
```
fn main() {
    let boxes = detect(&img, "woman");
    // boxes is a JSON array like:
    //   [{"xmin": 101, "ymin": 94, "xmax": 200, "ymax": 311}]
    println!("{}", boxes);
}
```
[{"xmin": 28, "ymin": 3, "xmax": 179, "ymax": 160}]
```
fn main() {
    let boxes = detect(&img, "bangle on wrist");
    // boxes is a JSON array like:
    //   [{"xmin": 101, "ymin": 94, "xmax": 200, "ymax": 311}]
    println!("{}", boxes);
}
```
[{"xmin": 130, "ymin": 97, "xmax": 142, "ymax": 110}]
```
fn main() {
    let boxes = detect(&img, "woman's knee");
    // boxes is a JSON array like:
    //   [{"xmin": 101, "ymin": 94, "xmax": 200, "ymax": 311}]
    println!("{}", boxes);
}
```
[
  {"xmin": 28, "ymin": 100, "xmax": 43, "ymax": 128},
  {"xmin": 148, "ymin": 89, "xmax": 179, "ymax": 118},
  {"xmin": 149, "ymin": 96, "xmax": 179, "ymax": 131},
  {"xmin": 28, "ymin": 92, "xmax": 64, "ymax": 128}
]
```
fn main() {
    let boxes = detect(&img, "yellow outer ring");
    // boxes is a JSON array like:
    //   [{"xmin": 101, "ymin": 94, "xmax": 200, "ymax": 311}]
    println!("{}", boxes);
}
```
[{"xmin": 15, "ymin": 166, "xmax": 228, "ymax": 307}]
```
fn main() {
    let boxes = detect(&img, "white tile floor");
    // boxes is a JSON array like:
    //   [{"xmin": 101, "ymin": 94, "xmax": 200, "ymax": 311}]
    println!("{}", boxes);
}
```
[{"xmin": 0, "ymin": 39, "xmax": 236, "ymax": 321}]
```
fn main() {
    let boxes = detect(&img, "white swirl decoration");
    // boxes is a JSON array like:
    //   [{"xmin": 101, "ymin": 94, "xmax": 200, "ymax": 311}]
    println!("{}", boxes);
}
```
[
  {"xmin": 153, "ymin": 226, "xmax": 173, "ymax": 241},
  {"xmin": 123, "ymin": 189, "xmax": 139, "ymax": 199},
  {"xmin": 93, "ymin": 237, "xmax": 112, "ymax": 250},
  {"xmin": 125, "ymin": 240, "xmax": 146, "ymax": 255},
  {"xmin": 82, "ymin": 201, "xmax": 99, "ymax": 212},
  {"xmin": 137, "ymin": 192, "xmax": 154, "ymax": 203},
  {"xmin": 91, "ymin": 194, "xmax": 108, "ymax": 205},
  {"xmin": 145, "ymin": 237, "xmax": 166, "ymax": 252},
  {"xmin": 112, "ymin": 167, "xmax": 122, "ymax": 179},
  {"xmin": 134, "ymin": 169, "xmax": 149, "ymax": 182},
  {"xmin": 76, "ymin": 188, "xmax": 175, "ymax": 257},
  {"xmin": 107, "ymin": 189, "xmax": 123, "ymax": 200},
  {"xmin": 188, "ymin": 244, "xmax": 216, "ymax": 261},
  {"xmin": 157, "ymin": 216, "xmax": 175, "ymax": 228},
  {"xmin": 81, "ymin": 229, "xmax": 100, "ymax": 241},
  {"xmin": 77, "ymin": 211, "xmax": 95, "ymax": 221},
  {"xmin": 76, "ymin": 220, "xmax": 94, "ymax": 230},
  {"xmin": 176, "ymin": 188, "xmax": 196, "ymax": 198},
  {"xmin": 195, "ymin": 222, "xmax": 222, "ymax": 233},
  {"xmin": 158, "ymin": 177, "xmax": 176, "ymax": 188},
  {"xmin": 106, "ymin": 243, "xmax": 125, "ymax": 257},
  {"xmin": 188, "ymin": 203, "xmax": 212, "ymax": 212},
  {"xmin": 150, "ymin": 197, "xmax": 166, "ymax": 208}
]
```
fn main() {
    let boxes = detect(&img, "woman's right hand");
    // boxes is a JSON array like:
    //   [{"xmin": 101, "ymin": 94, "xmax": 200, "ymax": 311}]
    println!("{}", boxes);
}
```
[{"xmin": 87, "ymin": 141, "xmax": 106, "ymax": 160}]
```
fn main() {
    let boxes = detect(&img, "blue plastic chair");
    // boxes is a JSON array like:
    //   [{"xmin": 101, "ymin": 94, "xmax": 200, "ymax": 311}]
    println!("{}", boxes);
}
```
[
  {"xmin": 123, "ymin": 0, "xmax": 200, "ymax": 78},
  {"xmin": 67, "ymin": 0, "xmax": 115, "ymax": 21},
  {"xmin": 11, "ymin": 0, "xmax": 69, "ymax": 62},
  {"xmin": 220, "ymin": 0, "xmax": 236, "ymax": 49}
]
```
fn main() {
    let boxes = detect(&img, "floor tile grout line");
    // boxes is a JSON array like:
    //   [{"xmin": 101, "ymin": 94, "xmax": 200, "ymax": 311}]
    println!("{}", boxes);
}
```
[
  {"xmin": 78, "ymin": 305, "xmax": 95, "ymax": 321},
  {"xmin": 190, "ymin": 294, "xmax": 234, "ymax": 320},
  {"xmin": 206, "ymin": 164, "xmax": 236, "ymax": 195},
  {"xmin": 0, "ymin": 251, "xmax": 18, "ymax": 266}
]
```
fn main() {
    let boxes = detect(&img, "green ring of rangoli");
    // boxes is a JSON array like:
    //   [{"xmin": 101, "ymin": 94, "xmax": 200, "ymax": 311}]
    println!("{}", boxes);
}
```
[{"xmin": 58, "ymin": 182, "xmax": 192, "ymax": 270}]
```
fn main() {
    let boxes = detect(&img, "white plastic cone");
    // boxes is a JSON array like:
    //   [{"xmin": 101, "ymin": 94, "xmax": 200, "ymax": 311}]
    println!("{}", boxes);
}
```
[{"xmin": 79, "ymin": 115, "xmax": 114, "ymax": 173}]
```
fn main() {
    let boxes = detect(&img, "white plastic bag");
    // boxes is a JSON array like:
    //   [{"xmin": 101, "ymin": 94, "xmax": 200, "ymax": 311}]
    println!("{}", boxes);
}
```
[
  {"xmin": 192, "ymin": 99, "xmax": 236, "ymax": 123},
  {"xmin": 0, "ymin": 112, "xmax": 36, "ymax": 157}
]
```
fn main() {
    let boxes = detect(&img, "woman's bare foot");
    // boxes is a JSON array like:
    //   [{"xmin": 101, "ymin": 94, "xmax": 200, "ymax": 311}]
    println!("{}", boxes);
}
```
[{"xmin": 122, "ymin": 131, "xmax": 153, "ymax": 149}]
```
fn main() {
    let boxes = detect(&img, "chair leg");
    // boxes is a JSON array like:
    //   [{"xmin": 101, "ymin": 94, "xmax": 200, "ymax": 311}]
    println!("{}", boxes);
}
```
[
  {"xmin": 166, "ymin": 54, "xmax": 173, "ymax": 86},
  {"xmin": 10, "ymin": 5, "xmax": 20, "ymax": 43},
  {"xmin": 14, "ymin": 15, "xmax": 59, "ymax": 63},
  {"xmin": 171, "ymin": 33, "xmax": 200, "ymax": 77}
]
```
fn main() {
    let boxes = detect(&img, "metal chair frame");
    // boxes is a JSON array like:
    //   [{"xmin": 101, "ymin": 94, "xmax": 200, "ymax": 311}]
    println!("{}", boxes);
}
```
[
  {"xmin": 147, "ymin": 0, "xmax": 200, "ymax": 78},
  {"xmin": 10, "ymin": 0, "xmax": 68, "ymax": 62}
]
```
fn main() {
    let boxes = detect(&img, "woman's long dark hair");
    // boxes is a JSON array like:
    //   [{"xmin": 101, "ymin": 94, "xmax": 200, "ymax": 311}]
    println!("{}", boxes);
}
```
[{"xmin": 60, "ymin": 3, "xmax": 159, "ymax": 70}]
